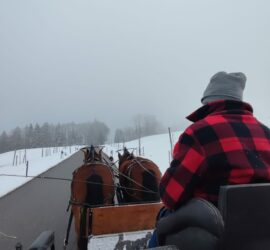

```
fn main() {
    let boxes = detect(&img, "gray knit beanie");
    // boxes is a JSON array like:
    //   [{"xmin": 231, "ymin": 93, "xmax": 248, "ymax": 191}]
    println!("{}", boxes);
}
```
[{"xmin": 201, "ymin": 71, "xmax": 246, "ymax": 104}]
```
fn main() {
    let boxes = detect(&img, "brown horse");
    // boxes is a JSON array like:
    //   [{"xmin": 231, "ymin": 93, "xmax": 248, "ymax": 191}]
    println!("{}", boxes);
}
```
[
  {"xmin": 118, "ymin": 148, "xmax": 161, "ymax": 203},
  {"xmin": 70, "ymin": 146, "xmax": 115, "ymax": 250}
]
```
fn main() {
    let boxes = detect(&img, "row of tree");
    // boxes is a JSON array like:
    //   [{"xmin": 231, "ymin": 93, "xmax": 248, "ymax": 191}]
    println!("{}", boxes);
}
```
[
  {"xmin": 114, "ymin": 114, "xmax": 165, "ymax": 143},
  {"xmin": 0, "ymin": 120, "xmax": 110, "ymax": 154},
  {"xmin": 0, "ymin": 114, "xmax": 165, "ymax": 154}
]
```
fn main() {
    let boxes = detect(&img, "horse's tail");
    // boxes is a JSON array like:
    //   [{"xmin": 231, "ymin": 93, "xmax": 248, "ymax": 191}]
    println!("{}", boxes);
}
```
[
  {"xmin": 75, "ymin": 174, "xmax": 104, "ymax": 250},
  {"xmin": 142, "ymin": 170, "xmax": 160, "ymax": 202},
  {"xmin": 86, "ymin": 174, "xmax": 104, "ymax": 205}
]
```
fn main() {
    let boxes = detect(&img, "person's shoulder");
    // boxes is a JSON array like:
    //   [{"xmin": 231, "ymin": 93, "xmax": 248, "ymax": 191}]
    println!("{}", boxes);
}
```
[
  {"xmin": 255, "ymin": 119, "xmax": 270, "ymax": 134},
  {"xmin": 183, "ymin": 118, "xmax": 210, "ymax": 136}
]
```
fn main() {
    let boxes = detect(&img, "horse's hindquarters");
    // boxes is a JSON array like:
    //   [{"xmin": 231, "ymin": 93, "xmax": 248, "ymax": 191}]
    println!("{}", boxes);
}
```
[
  {"xmin": 119, "ymin": 158, "xmax": 161, "ymax": 203},
  {"xmin": 71, "ymin": 162, "xmax": 115, "ymax": 250},
  {"xmin": 71, "ymin": 163, "xmax": 115, "ymax": 206}
]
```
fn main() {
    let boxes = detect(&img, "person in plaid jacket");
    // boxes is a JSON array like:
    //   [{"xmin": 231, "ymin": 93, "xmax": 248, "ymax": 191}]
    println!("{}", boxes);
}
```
[
  {"xmin": 160, "ymin": 71, "xmax": 270, "ymax": 210},
  {"xmin": 148, "ymin": 71, "xmax": 270, "ymax": 247}
]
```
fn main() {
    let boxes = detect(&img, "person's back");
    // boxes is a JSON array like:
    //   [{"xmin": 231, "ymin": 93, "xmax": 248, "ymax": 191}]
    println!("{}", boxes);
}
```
[
  {"xmin": 160, "ymin": 71, "xmax": 270, "ymax": 210},
  {"xmin": 149, "ymin": 71, "xmax": 270, "ymax": 248},
  {"xmin": 184, "ymin": 99, "xmax": 270, "ymax": 206}
]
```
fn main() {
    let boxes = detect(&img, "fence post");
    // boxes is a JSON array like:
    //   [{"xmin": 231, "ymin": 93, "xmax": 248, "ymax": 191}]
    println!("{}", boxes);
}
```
[
  {"xmin": 138, "ymin": 137, "xmax": 141, "ymax": 155},
  {"xmin": 19, "ymin": 150, "xmax": 21, "ymax": 165},
  {"xmin": 13, "ymin": 150, "xmax": 17, "ymax": 166},
  {"xmin": 26, "ymin": 161, "xmax": 29, "ymax": 177},
  {"xmin": 22, "ymin": 149, "xmax": 27, "ymax": 164},
  {"xmin": 168, "ymin": 127, "xmax": 173, "ymax": 158}
]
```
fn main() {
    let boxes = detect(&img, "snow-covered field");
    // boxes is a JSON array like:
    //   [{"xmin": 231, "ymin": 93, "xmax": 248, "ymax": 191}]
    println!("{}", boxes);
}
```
[
  {"xmin": 104, "ymin": 131, "xmax": 180, "ymax": 174},
  {"xmin": 0, "ymin": 146, "xmax": 81, "ymax": 198},
  {"xmin": 0, "ymin": 131, "xmax": 181, "ymax": 198}
]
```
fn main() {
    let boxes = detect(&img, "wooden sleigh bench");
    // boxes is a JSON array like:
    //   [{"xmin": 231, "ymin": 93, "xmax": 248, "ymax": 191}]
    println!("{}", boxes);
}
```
[
  {"xmin": 155, "ymin": 183, "xmax": 270, "ymax": 250},
  {"xmin": 88, "ymin": 202, "xmax": 163, "ymax": 249}
]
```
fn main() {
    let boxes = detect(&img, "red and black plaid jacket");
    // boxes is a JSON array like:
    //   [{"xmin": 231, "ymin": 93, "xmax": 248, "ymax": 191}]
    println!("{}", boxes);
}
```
[{"xmin": 160, "ymin": 100, "xmax": 270, "ymax": 210}]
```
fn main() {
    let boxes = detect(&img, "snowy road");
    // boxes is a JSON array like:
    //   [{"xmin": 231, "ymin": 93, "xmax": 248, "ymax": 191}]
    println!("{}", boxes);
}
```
[{"xmin": 0, "ymin": 150, "xmax": 84, "ymax": 250}]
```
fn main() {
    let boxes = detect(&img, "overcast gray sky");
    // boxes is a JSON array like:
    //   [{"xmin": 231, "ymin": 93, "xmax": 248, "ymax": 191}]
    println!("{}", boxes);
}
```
[{"xmin": 0, "ymin": 0, "xmax": 270, "ymax": 134}]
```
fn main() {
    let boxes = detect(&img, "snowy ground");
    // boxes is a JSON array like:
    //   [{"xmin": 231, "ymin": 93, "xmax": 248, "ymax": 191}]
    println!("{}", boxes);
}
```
[
  {"xmin": 0, "ymin": 131, "xmax": 181, "ymax": 198},
  {"xmin": 104, "ymin": 131, "xmax": 181, "ymax": 175},
  {"xmin": 0, "ymin": 146, "xmax": 82, "ymax": 198}
]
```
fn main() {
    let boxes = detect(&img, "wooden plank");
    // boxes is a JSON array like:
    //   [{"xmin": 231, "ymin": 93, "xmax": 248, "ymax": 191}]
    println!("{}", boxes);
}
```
[
  {"xmin": 91, "ymin": 202, "xmax": 163, "ymax": 235},
  {"xmin": 89, "ymin": 230, "xmax": 153, "ymax": 249}
]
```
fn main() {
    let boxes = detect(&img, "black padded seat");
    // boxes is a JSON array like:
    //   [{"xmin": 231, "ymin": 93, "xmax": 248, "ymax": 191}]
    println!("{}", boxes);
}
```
[
  {"xmin": 218, "ymin": 183, "xmax": 270, "ymax": 250},
  {"xmin": 28, "ymin": 230, "xmax": 55, "ymax": 250},
  {"xmin": 148, "ymin": 246, "xmax": 179, "ymax": 250},
  {"xmin": 156, "ymin": 198, "xmax": 224, "ymax": 250}
]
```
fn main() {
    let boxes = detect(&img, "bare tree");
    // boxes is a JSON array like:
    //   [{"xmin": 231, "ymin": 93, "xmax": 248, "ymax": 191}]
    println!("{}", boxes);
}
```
[{"xmin": 114, "ymin": 114, "xmax": 165, "ymax": 143}]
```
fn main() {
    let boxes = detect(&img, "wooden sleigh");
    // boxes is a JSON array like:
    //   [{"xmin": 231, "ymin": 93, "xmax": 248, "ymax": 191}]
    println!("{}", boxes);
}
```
[
  {"xmin": 88, "ymin": 202, "xmax": 163, "ymax": 249},
  {"xmin": 27, "ymin": 202, "xmax": 164, "ymax": 250}
]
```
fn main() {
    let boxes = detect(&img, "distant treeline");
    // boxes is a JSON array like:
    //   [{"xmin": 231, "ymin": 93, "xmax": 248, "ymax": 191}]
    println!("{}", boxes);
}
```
[
  {"xmin": 0, "ymin": 114, "xmax": 166, "ymax": 154},
  {"xmin": 0, "ymin": 120, "xmax": 109, "ymax": 154},
  {"xmin": 114, "ymin": 114, "xmax": 165, "ymax": 143}
]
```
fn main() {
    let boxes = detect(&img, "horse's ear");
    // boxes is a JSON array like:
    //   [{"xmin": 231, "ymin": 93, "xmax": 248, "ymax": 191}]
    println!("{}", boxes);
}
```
[
  {"xmin": 80, "ymin": 148, "xmax": 86, "ymax": 154},
  {"xmin": 99, "ymin": 148, "xmax": 103, "ymax": 159},
  {"xmin": 118, "ymin": 152, "xmax": 122, "ymax": 160},
  {"xmin": 80, "ymin": 148, "xmax": 88, "ymax": 162}
]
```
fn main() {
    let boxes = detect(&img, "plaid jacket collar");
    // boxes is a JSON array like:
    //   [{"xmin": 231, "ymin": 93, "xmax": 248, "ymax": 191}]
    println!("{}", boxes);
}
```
[{"xmin": 186, "ymin": 100, "xmax": 254, "ymax": 122}]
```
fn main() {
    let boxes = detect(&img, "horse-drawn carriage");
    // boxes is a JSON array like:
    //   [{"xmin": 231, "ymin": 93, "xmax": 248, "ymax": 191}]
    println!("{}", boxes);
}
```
[{"xmin": 29, "ymin": 146, "xmax": 270, "ymax": 250}]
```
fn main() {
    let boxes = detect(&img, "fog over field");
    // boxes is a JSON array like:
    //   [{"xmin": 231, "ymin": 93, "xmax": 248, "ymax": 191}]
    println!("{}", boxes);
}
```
[{"xmin": 0, "ymin": 0, "xmax": 270, "ymax": 134}]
